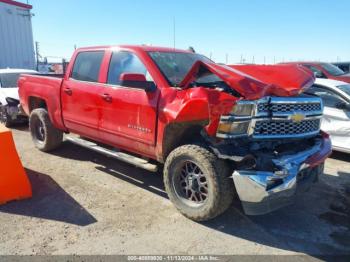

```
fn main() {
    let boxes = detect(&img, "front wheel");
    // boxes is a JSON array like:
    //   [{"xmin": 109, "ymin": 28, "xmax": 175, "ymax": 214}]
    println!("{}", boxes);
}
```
[
  {"xmin": 29, "ymin": 108, "xmax": 63, "ymax": 152},
  {"xmin": 164, "ymin": 145, "xmax": 234, "ymax": 221}
]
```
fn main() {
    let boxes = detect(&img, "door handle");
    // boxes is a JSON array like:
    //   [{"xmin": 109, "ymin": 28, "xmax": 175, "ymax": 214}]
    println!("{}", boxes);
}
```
[
  {"xmin": 64, "ymin": 88, "xmax": 72, "ymax": 95},
  {"xmin": 101, "ymin": 93, "xmax": 112, "ymax": 102}
]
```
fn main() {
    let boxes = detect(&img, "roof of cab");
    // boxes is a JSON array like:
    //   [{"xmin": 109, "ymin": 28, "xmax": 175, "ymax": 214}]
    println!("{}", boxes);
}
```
[{"xmin": 76, "ymin": 45, "xmax": 192, "ymax": 53}]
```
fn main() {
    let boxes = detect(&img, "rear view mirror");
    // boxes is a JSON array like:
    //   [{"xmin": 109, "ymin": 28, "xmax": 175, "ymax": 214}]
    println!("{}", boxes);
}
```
[{"xmin": 119, "ymin": 73, "xmax": 156, "ymax": 92}]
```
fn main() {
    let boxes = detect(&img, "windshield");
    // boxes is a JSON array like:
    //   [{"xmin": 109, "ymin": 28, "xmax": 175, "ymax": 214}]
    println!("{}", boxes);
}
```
[
  {"xmin": 148, "ymin": 51, "xmax": 212, "ymax": 86},
  {"xmin": 338, "ymin": 84, "xmax": 350, "ymax": 96},
  {"xmin": 0, "ymin": 73, "xmax": 22, "ymax": 88},
  {"xmin": 321, "ymin": 63, "xmax": 345, "ymax": 76}
]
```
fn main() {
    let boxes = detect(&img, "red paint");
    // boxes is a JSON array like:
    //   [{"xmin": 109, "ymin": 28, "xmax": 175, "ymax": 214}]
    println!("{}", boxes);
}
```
[
  {"xmin": 18, "ymin": 45, "xmax": 321, "ymax": 161},
  {"xmin": 120, "ymin": 73, "xmax": 147, "ymax": 82},
  {"xmin": 0, "ymin": 0, "xmax": 32, "ymax": 9}
]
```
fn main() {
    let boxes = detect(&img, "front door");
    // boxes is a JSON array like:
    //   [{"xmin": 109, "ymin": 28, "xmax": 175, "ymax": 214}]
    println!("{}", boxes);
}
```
[{"xmin": 99, "ymin": 51, "xmax": 159, "ymax": 155}]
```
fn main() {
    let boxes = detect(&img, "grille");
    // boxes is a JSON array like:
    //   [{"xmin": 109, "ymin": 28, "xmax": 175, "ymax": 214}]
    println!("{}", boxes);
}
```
[
  {"xmin": 254, "ymin": 119, "xmax": 320, "ymax": 137},
  {"xmin": 258, "ymin": 103, "xmax": 322, "ymax": 113}
]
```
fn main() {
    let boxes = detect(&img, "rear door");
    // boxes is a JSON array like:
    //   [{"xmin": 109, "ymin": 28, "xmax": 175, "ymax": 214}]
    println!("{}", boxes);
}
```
[
  {"xmin": 99, "ymin": 50, "xmax": 159, "ymax": 154},
  {"xmin": 310, "ymin": 86, "xmax": 350, "ymax": 151},
  {"xmin": 61, "ymin": 51, "xmax": 104, "ymax": 139}
]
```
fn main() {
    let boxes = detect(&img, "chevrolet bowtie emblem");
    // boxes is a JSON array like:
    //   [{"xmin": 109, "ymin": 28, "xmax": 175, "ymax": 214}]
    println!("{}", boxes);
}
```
[{"xmin": 290, "ymin": 113, "xmax": 305, "ymax": 123}]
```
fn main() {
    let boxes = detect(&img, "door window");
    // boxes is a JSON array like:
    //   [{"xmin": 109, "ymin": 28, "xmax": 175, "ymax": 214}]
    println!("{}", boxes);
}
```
[
  {"xmin": 107, "ymin": 51, "xmax": 153, "ymax": 85},
  {"xmin": 71, "ymin": 51, "xmax": 104, "ymax": 82}
]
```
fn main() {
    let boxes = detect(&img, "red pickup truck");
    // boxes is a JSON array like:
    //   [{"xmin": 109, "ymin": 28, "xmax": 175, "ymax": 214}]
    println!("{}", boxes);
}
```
[{"xmin": 18, "ymin": 45, "xmax": 332, "ymax": 221}]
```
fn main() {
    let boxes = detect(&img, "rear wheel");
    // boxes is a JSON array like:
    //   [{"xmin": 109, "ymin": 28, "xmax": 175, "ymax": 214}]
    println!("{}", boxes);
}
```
[
  {"xmin": 164, "ymin": 144, "xmax": 234, "ymax": 221},
  {"xmin": 29, "ymin": 108, "xmax": 63, "ymax": 152}
]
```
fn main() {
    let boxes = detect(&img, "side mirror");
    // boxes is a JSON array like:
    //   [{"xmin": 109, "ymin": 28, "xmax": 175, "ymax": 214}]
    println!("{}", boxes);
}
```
[
  {"xmin": 335, "ymin": 101, "xmax": 350, "ymax": 111},
  {"xmin": 119, "ymin": 73, "xmax": 156, "ymax": 92}
]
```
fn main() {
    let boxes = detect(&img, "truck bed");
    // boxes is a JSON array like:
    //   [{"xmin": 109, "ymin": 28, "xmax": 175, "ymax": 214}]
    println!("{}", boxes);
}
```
[{"xmin": 18, "ymin": 74, "xmax": 65, "ymax": 130}]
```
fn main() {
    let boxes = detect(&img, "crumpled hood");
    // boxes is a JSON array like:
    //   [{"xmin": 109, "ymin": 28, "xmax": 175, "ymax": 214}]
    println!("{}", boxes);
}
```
[{"xmin": 179, "ymin": 61, "xmax": 315, "ymax": 100}]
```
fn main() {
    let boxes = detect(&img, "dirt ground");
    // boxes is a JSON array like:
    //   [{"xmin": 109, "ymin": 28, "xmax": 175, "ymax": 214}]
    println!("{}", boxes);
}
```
[{"xmin": 0, "ymin": 126, "xmax": 350, "ymax": 256}]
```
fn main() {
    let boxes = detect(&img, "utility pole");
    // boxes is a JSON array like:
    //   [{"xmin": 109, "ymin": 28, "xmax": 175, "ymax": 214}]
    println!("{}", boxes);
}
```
[
  {"xmin": 240, "ymin": 54, "xmax": 243, "ymax": 64},
  {"xmin": 225, "ymin": 53, "xmax": 228, "ymax": 64},
  {"xmin": 173, "ymin": 17, "xmax": 176, "ymax": 49},
  {"xmin": 35, "ymin": 41, "xmax": 40, "ymax": 71}
]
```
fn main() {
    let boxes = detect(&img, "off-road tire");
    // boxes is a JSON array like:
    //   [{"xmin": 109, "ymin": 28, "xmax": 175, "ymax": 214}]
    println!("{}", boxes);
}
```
[
  {"xmin": 29, "ymin": 108, "xmax": 63, "ymax": 152},
  {"xmin": 164, "ymin": 144, "xmax": 234, "ymax": 221}
]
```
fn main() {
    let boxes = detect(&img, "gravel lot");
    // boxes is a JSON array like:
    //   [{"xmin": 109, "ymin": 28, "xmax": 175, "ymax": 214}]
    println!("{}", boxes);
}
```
[{"xmin": 0, "ymin": 126, "xmax": 349, "ymax": 256}]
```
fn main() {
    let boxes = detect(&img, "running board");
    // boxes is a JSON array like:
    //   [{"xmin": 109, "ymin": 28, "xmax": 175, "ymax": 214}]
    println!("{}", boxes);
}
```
[{"xmin": 65, "ymin": 136, "xmax": 158, "ymax": 172}]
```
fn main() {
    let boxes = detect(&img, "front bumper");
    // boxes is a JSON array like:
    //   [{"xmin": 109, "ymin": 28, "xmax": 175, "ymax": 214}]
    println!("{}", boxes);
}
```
[{"xmin": 232, "ymin": 132, "xmax": 332, "ymax": 215}]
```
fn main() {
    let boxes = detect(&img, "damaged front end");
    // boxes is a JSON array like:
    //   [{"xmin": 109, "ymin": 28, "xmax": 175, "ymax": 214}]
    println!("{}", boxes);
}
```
[
  {"xmin": 169, "ymin": 59, "xmax": 332, "ymax": 215},
  {"xmin": 211, "ymin": 94, "xmax": 332, "ymax": 215},
  {"xmin": 232, "ymin": 133, "xmax": 331, "ymax": 215}
]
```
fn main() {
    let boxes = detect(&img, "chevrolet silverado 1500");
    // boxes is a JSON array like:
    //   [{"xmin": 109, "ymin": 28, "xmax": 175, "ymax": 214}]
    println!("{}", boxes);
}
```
[{"xmin": 18, "ymin": 46, "xmax": 332, "ymax": 221}]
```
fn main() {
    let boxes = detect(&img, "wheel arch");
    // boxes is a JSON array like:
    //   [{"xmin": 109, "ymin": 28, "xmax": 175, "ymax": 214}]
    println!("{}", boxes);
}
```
[
  {"xmin": 28, "ymin": 96, "xmax": 47, "ymax": 112},
  {"xmin": 160, "ymin": 120, "xmax": 209, "ymax": 163}
]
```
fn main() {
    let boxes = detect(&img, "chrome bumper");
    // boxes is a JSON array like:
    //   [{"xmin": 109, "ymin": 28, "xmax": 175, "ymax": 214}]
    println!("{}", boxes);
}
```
[{"xmin": 232, "ymin": 133, "xmax": 332, "ymax": 215}]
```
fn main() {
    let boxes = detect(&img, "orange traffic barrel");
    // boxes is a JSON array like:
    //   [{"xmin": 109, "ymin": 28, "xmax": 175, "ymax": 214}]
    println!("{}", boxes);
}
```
[{"xmin": 0, "ymin": 124, "xmax": 32, "ymax": 204}]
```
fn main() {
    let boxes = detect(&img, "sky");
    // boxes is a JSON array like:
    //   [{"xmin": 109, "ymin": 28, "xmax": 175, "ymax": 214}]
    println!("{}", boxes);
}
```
[{"xmin": 28, "ymin": 0, "xmax": 350, "ymax": 64}]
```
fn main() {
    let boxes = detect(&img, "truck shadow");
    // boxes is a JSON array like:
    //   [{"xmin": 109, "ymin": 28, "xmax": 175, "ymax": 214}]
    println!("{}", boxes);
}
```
[
  {"xmin": 51, "ymin": 142, "xmax": 350, "ymax": 256},
  {"xmin": 0, "ymin": 168, "xmax": 97, "ymax": 226}
]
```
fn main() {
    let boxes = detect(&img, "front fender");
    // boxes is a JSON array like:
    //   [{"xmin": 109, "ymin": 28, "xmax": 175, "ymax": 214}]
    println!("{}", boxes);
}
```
[
  {"xmin": 160, "ymin": 87, "xmax": 237, "ymax": 124},
  {"xmin": 156, "ymin": 87, "xmax": 238, "ymax": 161}
]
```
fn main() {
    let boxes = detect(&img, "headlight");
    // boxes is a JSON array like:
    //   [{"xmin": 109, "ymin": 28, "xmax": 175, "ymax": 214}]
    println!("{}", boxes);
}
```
[
  {"xmin": 217, "ymin": 121, "xmax": 250, "ymax": 137},
  {"xmin": 230, "ymin": 103, "xmax": 254, "ymax": 116},
  {"xmin": 216, "ymin": 101, "xmax": 256, "ymax": 138}
]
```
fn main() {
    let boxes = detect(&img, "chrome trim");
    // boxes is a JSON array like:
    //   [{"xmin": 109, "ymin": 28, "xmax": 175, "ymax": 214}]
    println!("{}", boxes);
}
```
[{"xmin": 271, "ymin": 111, "xmax": 323, "ymax": 117}]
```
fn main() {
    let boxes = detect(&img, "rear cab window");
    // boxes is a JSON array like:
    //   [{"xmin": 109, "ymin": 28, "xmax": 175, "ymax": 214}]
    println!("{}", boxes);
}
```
[{"xmin": 71, "ymin": 51, "xmax": 104, "ymax": 82}]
